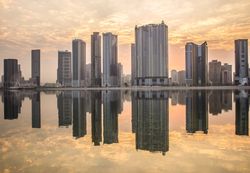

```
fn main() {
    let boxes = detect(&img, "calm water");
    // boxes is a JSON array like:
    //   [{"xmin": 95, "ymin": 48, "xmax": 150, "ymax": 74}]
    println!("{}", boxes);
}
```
[{"xmin": 0, "ymin": 89, "xmax": 249, "ymax": 173}]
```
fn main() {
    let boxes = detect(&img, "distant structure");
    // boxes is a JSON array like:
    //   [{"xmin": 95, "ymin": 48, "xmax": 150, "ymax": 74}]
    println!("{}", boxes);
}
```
[
  {"xmin": 178, "ymin": 70, "xmax": 186, "ymax": 86},
  {"xmin": 31, "ymin": 49, "xmax": 41, "ymax": 86},
  {"xmin": 57, "ymin": 50, "xmax": 71, "ymax": 87},
  {"xmin": 133, "ymin": 21, "xmax": 168, "ymax": 86},
  {"xmin": 171, "ymin": 70, "xmax": 178, "ymax": 85},
  {"xmin": 72, "ymin": 39, "xmax": 86, "ymax": 87},
  {"xmin": 131, "ymin": 43, "xmax": 136, "ymax": 86},
  {"xmin": 85, "ymin": 63, "xmax": 91, "ymax": 87},
  {"xmin": 221, "ymin": 63, "xmax": 232, "ymax": 85},
  {"xmin": 103, "ymin": 32, "xmax": 119, "ymax": 87},
  {"xmin": 209, "ymin": 60, "xmax": 221, "ymax": 85},
  {"xmin": 234, "ymin": 39, "xmax": 248, "ymax": 85},
  {"xmin": 185, "ymin": 42, "xmax": 208, "ymax": 86},
  {"xmin": 3, "ymin": 59, "xmax": 19, "ymax": 88},
  {"xmin": 91, "ymin": 32, "xmax": 102, "ymax": 87}
]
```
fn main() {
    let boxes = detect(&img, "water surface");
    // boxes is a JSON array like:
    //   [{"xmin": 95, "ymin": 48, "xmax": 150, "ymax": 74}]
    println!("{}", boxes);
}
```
[{"xmin": 0, "ymin": 90, "xmax": 249, "ymax": 173}]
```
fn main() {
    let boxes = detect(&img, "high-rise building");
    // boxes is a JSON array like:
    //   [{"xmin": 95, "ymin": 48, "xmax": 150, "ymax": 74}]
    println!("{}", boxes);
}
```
[
  {"xmin": 234, "ymin": 39, "xmax": 248, "ymax": 85},
  {"xmin": 91, "ymin": 32, "xmax": 102, "ymax": 87},
  {"xmin": 72, "ymin": 39, "xmax": 86, "ymax": 87},
  {"xmin": 185, "ymin": 42, "xmax": 208, "ymax": 86},
  {"xmin": 171, "ymin": 70, "xmax": 178, "ymax": 85},
  {"xmin": 221, "ymin": 63, "xmax": 232, "ymax": 85},
  {"xmin": 209, "ymin": 60, "xmax": 221, "ymax": 85},
  {"xmin": 134, "ymin": 21, "xmax": 168, "ymax": 86},
  {"xmin": 3, "ymin": 59, "xmax": 19, "ymax": 88},
  {"xmin": 31, "ymin": 49, "xmax": 40, "ymax": 86},
  {"xmin": 57, "ymin": 50, "xmax": 71, "ymax": 87},
  {"xmin": 131, "ymin": 43, "xmax": 136, "ymax": 86},
  {"xmin": 103, "ymin": 32, "xmax": 118, "ymax": 87}
]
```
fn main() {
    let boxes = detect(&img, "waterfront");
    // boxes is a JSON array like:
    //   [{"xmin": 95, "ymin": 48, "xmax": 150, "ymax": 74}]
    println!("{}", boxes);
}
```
[{"xmin": 0, "ymin": 89, "xmax": 250, "ymax": 173}]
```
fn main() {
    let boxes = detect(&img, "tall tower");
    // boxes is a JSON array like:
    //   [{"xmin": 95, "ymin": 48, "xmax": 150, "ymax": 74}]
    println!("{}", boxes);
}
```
[
  {"xmin": 185, "ymin": 42, "xmax": 208, "ymax": 86},
  {"xmin": 3, "ymin": 59, "xmax": 19, "ymax": 88},
  {"xmin": 134, "ymin": 21, "xmax": 168, "ymax": 86},
  {"xmin": 57, "ymin": 50, "xmax": 71, "ymax": 87},
  {"xmin": 102, "ymin": 33, "xmax": 118, "ymax": 87},
  {"xmin": 31, "ymin": 49, "xmax": 40, "ymax": 86},
  {"xmin": 72, "ymin": 39, "xmax": 86, "ymax": 87},
  {"xmin": 91, "ymin": 32, "xmax": 102, "ymax": 87},
  {"xmin": 235, "ymin": 39, "xmax": 248, "ymax": 85}
]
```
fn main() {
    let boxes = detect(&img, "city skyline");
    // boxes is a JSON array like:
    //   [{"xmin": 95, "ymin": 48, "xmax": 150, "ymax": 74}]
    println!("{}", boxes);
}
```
[{"xmin": 0, "ymin": 0, "xmax": 250, "ymax": 83}]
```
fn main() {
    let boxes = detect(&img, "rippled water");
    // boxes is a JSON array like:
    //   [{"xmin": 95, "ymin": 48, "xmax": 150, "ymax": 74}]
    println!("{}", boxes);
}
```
[{"xmin": 0, "ymin": 90, "xmax": 249, "ymax": 173}]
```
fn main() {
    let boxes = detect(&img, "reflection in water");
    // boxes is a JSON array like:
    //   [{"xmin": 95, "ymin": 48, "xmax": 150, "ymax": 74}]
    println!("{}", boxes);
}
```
[
  {"xmin": 235, "ymin": 90, "xmax": 249, "ymax": 136},
  {"xmin": 91, "ymin": 91, "xmax": 102, "ymax": 146},
  {"xmin": 57, "ymin": 91, "xmax": 72, "ymax": 127},
  {"xmin": 132, "ymin": 91, "xmax": 169, "ymax": 155},
  {"xmin": 72, "ymin": 91, "xmax": 87, "ymax": 139},
  {"xmin": 32, "ymin": 92, "xmax": 41, "ymax": 128},
  {"xmin": 186, "ymin": 90, "xmax": 208, "ymax": 134},
  {"xmin": 103, "ymin": 90, "xmax": 122, "ymax": 144},
  {"xmin": 1, "ymin": 89, "xmax": 249, "ymax": 155}
]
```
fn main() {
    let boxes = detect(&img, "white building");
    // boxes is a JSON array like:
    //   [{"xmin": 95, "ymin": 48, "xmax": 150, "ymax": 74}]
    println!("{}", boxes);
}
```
[{"xmin": 134, "ymin": 21, "xmax": 168, "ymax": 86}]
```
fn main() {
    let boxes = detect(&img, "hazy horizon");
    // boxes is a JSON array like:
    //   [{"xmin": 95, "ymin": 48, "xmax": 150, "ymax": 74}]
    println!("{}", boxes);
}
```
[{"xmin": 0, "ymin": 0, "xmax": 250, "ymax": 83}]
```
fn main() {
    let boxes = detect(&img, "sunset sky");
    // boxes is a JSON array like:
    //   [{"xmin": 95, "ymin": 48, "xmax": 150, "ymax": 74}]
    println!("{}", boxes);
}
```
[{"xmin": 0, "ymin": 0, "xmax": 250, "ymax": 83}]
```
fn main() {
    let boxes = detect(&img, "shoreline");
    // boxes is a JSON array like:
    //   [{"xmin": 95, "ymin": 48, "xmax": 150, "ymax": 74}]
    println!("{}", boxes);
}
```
[{"xmin": 1, "ymin": 86, "xmax": 250, "ymax": 91}]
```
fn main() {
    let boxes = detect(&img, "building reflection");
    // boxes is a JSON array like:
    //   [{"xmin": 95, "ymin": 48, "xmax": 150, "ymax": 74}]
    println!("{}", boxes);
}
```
[
  {"xmin": 208, "ymin": 90, "xmax": 232, "ymax": 115},
  {"xmin": 132, "ymin": 91, "xmax": 169, "ymax": 155},
  {"xmin": 32, "ymin": 92, "xmax": 41, "ymax": 128},
  {"xmin": 102, "ymin": 90, "xmax": 122, "ymax": 144},
  {"xmin": 91, "ymin": 91, "xmax": 102, "ymax": 146},
  {"xmin": 186, "ymin": 90, "xmax": 208, "ymax": 134},
  {"xmin": 57, "ymin": 91, "xmax": 72, "ymax": 127},
  {"xmin": 3, "ymin": 91, "xmax": 22, "ymax": 120},
  {"xmin": 234, "ymin": 90, "xmax": 249, "ymax": 136},
  {"xmin": 72, "ymin": 91, "xmax": 87, "ymax": 139}
]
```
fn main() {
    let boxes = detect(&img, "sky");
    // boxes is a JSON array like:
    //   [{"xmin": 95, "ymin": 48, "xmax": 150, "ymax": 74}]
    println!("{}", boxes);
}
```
[{"xmin": 0, "ymin": 0, "xmax": 250, "ymax": 83}]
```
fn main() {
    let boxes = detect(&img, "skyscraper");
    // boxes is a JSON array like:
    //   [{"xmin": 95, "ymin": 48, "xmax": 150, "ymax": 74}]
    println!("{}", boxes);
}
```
[
  {"xmin": 234, "ymin": 39, "xmax": 248, "ymax": 85},
  {"xmin": 72, "ymin": 39, "xmax": 86, "ymax": 87},
  {"xmin": 131, "ymin": 43, "xmax": 136, "ymax": 86},
  {"xmin": 185, "ymin": 42, "xmax": 208, "ymax": 86},
  {"xmin": 3, "ymin": 59, "xmax": 19, "ymax": 88},
  {"xmin": 57, "ymin": 50, "xmax": 71, "ymax": 87},
  {"xmin": 91, "ymin": 32, "xmax": 102, "ymax": 87},
  {"xmin": 171, "ymin": 70, "xmax": 178, "ymax": 85},
  {"xmin": 103, "ymin": 32, "xmax": 118, "ymax": 87},
  {"xmin": 134, "ymin": 21, "xmax": 168, "ymax": 86},
  {"xmin": 31, "ymin": 49, "xmax": 40, "ymax": 86},
  {"xmin": 209, "ymin": 60, "xmax": 221, "ymax": 85}
]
